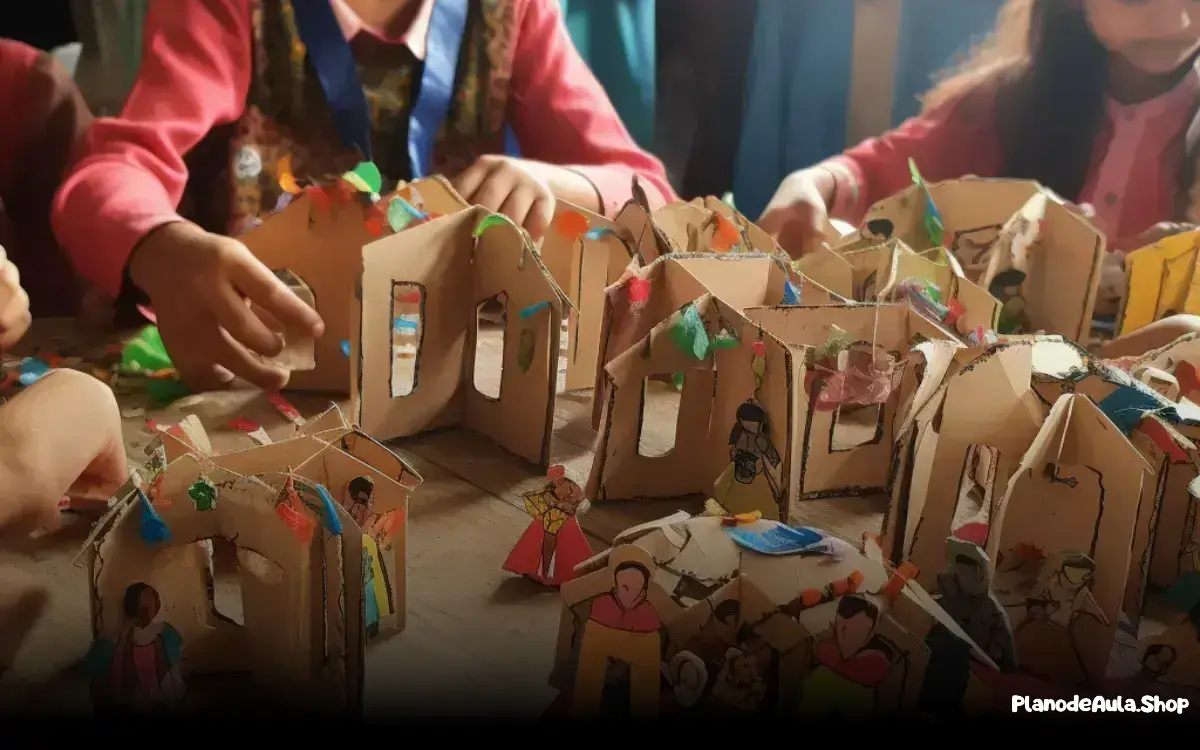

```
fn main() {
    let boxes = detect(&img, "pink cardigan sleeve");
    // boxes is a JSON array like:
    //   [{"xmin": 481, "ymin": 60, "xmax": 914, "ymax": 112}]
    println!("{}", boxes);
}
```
[
  {"xmin": 824, "ymin": 85, "xmax": 1004, "ymax": 225},
  {"xmin": 507, "ymin": 0, "xmax": 676, "ymax": 216},
  {"xmin": 51, "ymin": 0, "xmax": 253, "ymax": 298}
]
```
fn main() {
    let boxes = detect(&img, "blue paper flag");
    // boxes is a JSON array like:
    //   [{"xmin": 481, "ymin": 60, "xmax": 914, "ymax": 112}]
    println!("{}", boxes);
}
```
[
  {"xmin": 584, "ymin": 227, "xmax": 614, "ymax": 241},
  {"xmin": 339, "ymin": 339, "xmax": 351, "ymax": 357},
  {"xmin": 393, "ymin": 317, "xmax": 419, "ymax": 332},
  {"xmin": 725, "ymin": 522, "xmax": 825, "ymax": 556},
  {"xmin": 519, "ymin": 301, "xmax": 549, "ymax": 320},
  {"xmin": 314, "ymin": 484, "xmax": 344, "ymax": 536},
  {"xmin": 18, "ymin": 357, "xmax": 49, "ymax": 387},
  {"xmin": 782, "ymin": 281, "xmax": 801, "ymax": 305},
  {"xmin": 136, "ymin": 488, "xmax": 171, "ymax": 544},
  {"xmin": 1098, "ymin": 385, "xmax": 1169, "ymax": 435}
]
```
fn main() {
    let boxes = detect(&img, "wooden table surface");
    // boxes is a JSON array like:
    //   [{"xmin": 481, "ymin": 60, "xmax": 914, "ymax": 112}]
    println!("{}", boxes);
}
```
[{"xmin": 0, "ymin": 319, "xmax": 886, "ymax": 716}]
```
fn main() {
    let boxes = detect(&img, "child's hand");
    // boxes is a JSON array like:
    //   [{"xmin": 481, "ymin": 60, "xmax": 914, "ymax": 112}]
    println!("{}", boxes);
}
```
[
  {"xmin": 0, "ymin": 369, "xmax": 126, "ymax": 533},
  {"xmin": 758, "ymin": 168, "xmax": 836, "ymax": 259},
  {"xmin": 128, "ymin": 222, "xmax": 325, "ymax": 392},
  {"xmin": 0, "ymin": 246, "xmax": 31, "ymax": 352},
  {"xmin": 1111, "ymin": 222, "xmax": 1197, "ymax": 254},
  {"xmin": 452, "ymin": 155, "xmax": 555, "ymax": 241}
]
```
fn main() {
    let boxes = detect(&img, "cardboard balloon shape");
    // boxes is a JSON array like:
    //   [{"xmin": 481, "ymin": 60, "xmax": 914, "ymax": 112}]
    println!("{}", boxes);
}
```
[
  {"xmin": 241, "ymin": 175, "xmax": 467, "ymax": 394},
  {"xmin": 352, "ymin": 208, "xmax": 571, "ymax": 468},
  {"xmin": 852, "ymin": 178, "xmax": 1104, "ymax": 343},
  {"xmin": 550, "ymin": 514, "xmax": 995, "ymax": 718},
  {"xmin": 538, "ymin": 203, "xmax": 637, "ymax": 391},
  {"xmin": 986, "ymin": 394, "xmax": 1151, "ymax": 686},
  {"xmin": 591, "ymin": 253, "xmax": 845, "ymax": 430},
  {"xmin": 78, "ymin": 406, "xmax": 420, "ymax": 715},
  {"xmin": 1118, "ymin": 230, "xmax": 1200, "ymax": 338}
]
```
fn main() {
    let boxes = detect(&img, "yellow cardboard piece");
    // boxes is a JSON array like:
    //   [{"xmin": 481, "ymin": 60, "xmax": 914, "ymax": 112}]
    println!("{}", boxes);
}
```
[{"xmin": 1118, "ymin": 230, "xmax": 1200, "ymax": 337}]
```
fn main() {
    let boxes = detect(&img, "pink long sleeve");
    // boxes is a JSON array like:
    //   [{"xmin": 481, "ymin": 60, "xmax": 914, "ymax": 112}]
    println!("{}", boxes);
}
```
[
  {"xmin": 51, "ymin": 0, "xmax": 253, "ymax": 298},
  {"xmin": 824, "ymin": 85, "xmax": 1004, "ymax": 225},
  {"xmin": 508, "ymin": 0, "xmax": 676, "ymax": 216}
]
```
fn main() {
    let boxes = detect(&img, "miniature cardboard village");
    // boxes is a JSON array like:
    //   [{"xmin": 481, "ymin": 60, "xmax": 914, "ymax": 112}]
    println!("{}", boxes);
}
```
[{"xmin": 74, "ymin": 158, "xmax": 1200, "ymax": 716}]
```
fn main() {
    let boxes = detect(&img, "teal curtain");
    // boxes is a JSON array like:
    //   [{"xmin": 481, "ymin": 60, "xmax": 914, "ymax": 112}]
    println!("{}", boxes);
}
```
[
  {"xmin": 560, "ymin": 0, "xmax": 656, "ymax": 149},
  {"xmin": 733, "ymin": 0, "xmax": 1003, "ymax": 219}
]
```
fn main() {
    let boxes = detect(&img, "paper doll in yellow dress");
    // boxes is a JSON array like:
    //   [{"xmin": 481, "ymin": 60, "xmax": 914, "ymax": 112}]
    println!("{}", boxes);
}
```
[{"xmin": 712, "ymin": 400, "xmax": 783, "ymax": 520}]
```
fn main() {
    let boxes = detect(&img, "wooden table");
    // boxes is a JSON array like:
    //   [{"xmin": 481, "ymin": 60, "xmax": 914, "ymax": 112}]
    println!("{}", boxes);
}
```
[{"xmin": 0, "ymin": 319, "xmax": 885, "ymax": 716}]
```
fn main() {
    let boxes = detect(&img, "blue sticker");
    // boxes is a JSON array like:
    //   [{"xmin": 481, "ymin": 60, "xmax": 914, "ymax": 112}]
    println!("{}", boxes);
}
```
[
  {"xmin": 339, "ymin": 340, "xmax": 351, "ymax": 357},
  {"xmin": 393, "ymin": 317, "xmax": 419, "ymax": 333},
  {"xmin": 724, "ymin": 522, "xmax": 825, "ymax": 556},
  {"xmin": 18, "ymin": 357, "xmax": 50, "ymax": 387},
  {"xmin": 781, "ymin": 281, "xmax": 801, "ymax": 305},
  {"xmin": 519, "ymin": 301, "xmax": 549, "ymax": 320}
]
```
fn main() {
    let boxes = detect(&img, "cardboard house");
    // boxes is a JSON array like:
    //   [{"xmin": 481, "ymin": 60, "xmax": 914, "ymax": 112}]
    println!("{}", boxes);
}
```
[
  {"xmin": 240, "ymin": 175, "xmax": 468, "ymax": 394},
  {"xmin": 614, "ymin": 193, "xmax": 786, "ymax": 265},
  {"xmin": 352, "ymin": 207, "xmax": 572, "ymax": 468},
  {"xmin": 1117, "ymin": 230, "xmax": 1200, "ymax": 337},
  {"xmin": 538, "ymin": 203, "xmax": 637, "ymax": 391},
  {"xmin": 851, "ymin": 178, "xmax": 1104, "ymax": 343},
  {"xmin": 549, "ymin": 513, "xmax": 995, "ymax": 718},
  {"xmin": 823, "ymin": 238, "xmax": 1002, "ymax": 340},
  {"xmin": 588, "ymin": 300, "xmax": 959, "ymax": 524},
  {"xmin": 590, "ymin": 252, "xmax": 844, "ymax": 430},
  {"xmin": 79, "ymin": 405, "xmax": 421, "ymax": 714}
]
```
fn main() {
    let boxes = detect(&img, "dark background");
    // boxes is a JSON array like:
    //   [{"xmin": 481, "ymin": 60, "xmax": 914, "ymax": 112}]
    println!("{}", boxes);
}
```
[{"xmin": 0, "ymin": 1, "xmax": 77, "ymax": 51}]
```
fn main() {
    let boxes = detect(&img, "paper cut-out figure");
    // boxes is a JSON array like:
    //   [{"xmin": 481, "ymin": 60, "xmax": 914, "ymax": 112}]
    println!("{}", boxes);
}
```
[
  {"xmin": 712, "ymin": 401, "xmax": 783, "ymax": 520},
  {"xmin": 710, "ymin": 646, "xmax": 767, "ymax": 711},
  {"xmin": 798, "ymin": 595, "xmax": 891, "ymax": 716},
  {"xmin": 503, "ymin": 466, "xmax": 592, "ymax": 587},
  {"xmin": 1141, "ymin": 643, "xmax": 1178, "ymax": 681},
  {"xmin": 935, "ymin": 539, "xmax": 1016, "ymax": 669},
  {"xmin": 920, "ymin": 539, "xmax": 1016, "ymax": 716},
  {"xmin": 664, "ymin": 599, "xmax": 741, "ymax": 705},
  {"xmin": 345, "ymin": 476, "xmax": 392, "ymax": 636},
  {"xmin": 1013, "ymin": 551, "xmax": 1109, "ymax": 683},
  {"xmin": 667, "ymin": 651, "xmax": 707, "ymax": 708},
  {"xmin": 572, "ymin": 561, "xmax": 663, "ymax": 717},
  {"xmin": 85, "ymin": 582, "xmax": 186, "ymax": 712}
]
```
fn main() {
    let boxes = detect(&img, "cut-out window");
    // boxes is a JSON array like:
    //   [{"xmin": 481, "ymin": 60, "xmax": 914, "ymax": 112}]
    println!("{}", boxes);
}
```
[
  {"xmin": 473, "ymin": 292, "xmax": 507, "ymax": 400},
  {"xmin": 831, "ymin": 403, "xmax": 883, "ymax": 451},
  {"xmin": 953, "ymin": 445, "xmax": 1000, "ymax": 531},
  {"xmin": 638, "ymin": 374, "xmax": 682, "ymax": 457},
  {"xmin": 209, "ymin": 537, "xmax": 244, "ymax": 627},
  {"xmin": 390, "ymin": 283, "xmax": 423, "ymax": 398}
]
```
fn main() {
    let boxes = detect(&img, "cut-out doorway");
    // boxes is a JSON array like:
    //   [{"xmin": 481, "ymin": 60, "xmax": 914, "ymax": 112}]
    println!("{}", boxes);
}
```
[
  {"xmin": 209, "ymin": 537, "xmax": 244, "ymax": 627},
  {"xmin": 473, "ymin": 292, "xmax": 507, "ymax": 400},
  {"xmin": 831, "ymin": 403, "xmax": 883, "ymax": 451},
  {"xmin": 638, "ymin": 374, "xmax": 682, "ymax": 457},
  {"xmin": 390, "ymin": 283, "xmax": 423, "ymax": 398},
  {"xmin": 953, "ymin": 445, "xmax": 1000, "ymax": 533}
]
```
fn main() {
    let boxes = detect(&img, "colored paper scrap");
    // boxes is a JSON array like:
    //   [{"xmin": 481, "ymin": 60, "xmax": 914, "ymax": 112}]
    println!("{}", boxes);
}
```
[
  {"xmin": 725, "ymin": 522, "xmax": 825, "ymax": 556},
  {"xmin": 473, "ymin": 213, "xmax": 509, "ymax": 238},
  {"xmin": 552, "ymin": 210, "xmax": 590, "ymax": 238},
  {"xmin": 945, "ymin": 298, "xmax": 966, "ymax": 326},
  {"xmin": 706, "ymin": 329, "xmax": 739, "ymax": 357},
  {"xmin": 1177, "ymin": 361, "xmax": 1200, "ymax": 397},
  {"xmin": 584, "ymin": 227, "xmax": 614, "ymax": 241},
  {"xmin": 519, "ymin": 301, "xmax": 549, "ymax": 320},
  {"xmin": 18, "ymin": 357, "xmax": 50, "ymax": 386},
  {"xmin": 1137, "ymin": 416, "xmax": 1189, "ymax": 463},
  {"xmin": 909, "ymin": 158, "xmax": 944, "ymax": 247},
  {"xmin": 135, "ymin": 304, "xmax": 158, "ymax": 325},
  {"xmin": 781, "ymin": 281, "xmax": 801, "ymax": 305},
  {"xmin": 341, "ymin": 161, "xmax": 383, "ymax": 194},
  {"xmin": 672, "ymin": 372, "xmax": 684, "ymax": 390},
  {"xmin": 188, "ymin": 479, "xmax": 219, "ymax": 512},
  {"xmin": 1098, "ymin": 385, "xmax": 1170, "ymax": 435},
  {"xmin": 136, "ymin": 487, "xmax": 171, "ymax": 544},
  {"xmin": 229, "ymin": 417, "xmax": 261, "ymax": 432},
  {"xmin": 146, "ymin": 377, "xmax": 189, "ymax": 406},
  {"xmin": 671, "ymin": 304, "xmax": 710, "ymax": 360},
  {"xmin": 339, "ymin": 339, "xmax": 351, "ymax": 357},
  {"xmin": 393, "ymin": 316, "xmax": 419, "ymax": 332},
  {"xmin": 387, "ymin": 197, "xmax": 426, "ymax": 232},
  {"xmin": 276, "ymin": 498, "xmax": 315, "ymax": 544},
  {"xmin": 314, "ymin": 484, "xmax": 344, "ymax": 536},
  {"xmin": 267, "ymin": 392, "xmax": 304, "ymax": 425},
  {"xmin": 712, "ymin": 215, "xmax": 741, "ymax": 252},
  {"xmin": 627, "ymin": 277, "xmax": 650, "ymax": 305},
  {"xmin": 122, "ymin": 326, "xmax": 173, "ymax": 372}
]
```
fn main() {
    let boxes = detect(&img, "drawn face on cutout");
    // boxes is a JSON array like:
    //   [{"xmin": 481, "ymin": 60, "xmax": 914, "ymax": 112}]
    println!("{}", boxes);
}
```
[
  {"xmin": 123, "ymin": 582, "xmax": 162, "ymax": 629},
  {"xmin": 952, "ymin": 554, "xmax": 987, "ymax": 597},
  {"xmin": 1061, "ymin": 558, "xmax": 1094, "ymax": 588},
  {"xmin": 613, "ymin": 562, "xmax": 651, "ymax": 610},
  {"xmin": 834, "ymin": 596, "xmax": 879, "ymax": 660},
  {"xmin": 1142, "ymin": 644, "xmax": 1177, "ymax": 676},
  {"xmin": 550, "ymin": 478, "xmax": 582, "ymax": 511},
  {"xmin": 346, "ymin": 476, "xmax": 376, "ymax": 526}
]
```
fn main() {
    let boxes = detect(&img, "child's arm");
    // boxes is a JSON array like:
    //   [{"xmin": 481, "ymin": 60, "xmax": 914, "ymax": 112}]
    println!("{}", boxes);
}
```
[
  {"xmin": 50, "ymin": 0, "xmax": 254, "ymax": 302},
  {"xmin": 759, "ymin": 84, "xmax": 1004, "ymax": 256},
  {"xmin": 503, "ymin": 0, "xmax": 676, "ymax": 217},
  {"xmin": 0, "ymin": 40, "xmax": 92, "ymax": 317},
  {"xmin": 1101, "ymin": 315, "xmax": 1200, "ymax": 360},
  {"xmin": 0, "ymin": 245, "xmax": 30, "ymax": 351},
  {"xmin": 0, "ymin": 369, "xmax": 126, "ymax": 533}
]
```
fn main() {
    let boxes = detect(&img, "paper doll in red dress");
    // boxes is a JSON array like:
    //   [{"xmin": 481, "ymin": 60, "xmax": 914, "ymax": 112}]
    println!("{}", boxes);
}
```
[
  {"xmin": 798, "ymin": 595, "xmax": 893, "ymax": 716},
  {"xmin": 503, "ymin": 465, "xmax": 592, "ymax": 586},
  {"xmin": 85, "ymin": 582, "xmax": 186, "ymax": 713}
]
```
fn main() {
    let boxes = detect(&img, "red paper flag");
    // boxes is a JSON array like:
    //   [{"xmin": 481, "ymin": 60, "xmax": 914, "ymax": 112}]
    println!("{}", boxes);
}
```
[
  {"xmin": 552, "ymin": 210, "xmax": 590, "ymax": 238},
  {"xmin": 627, "ymin": 277, "xmax": 650, "ymax": 304},
  {"xmin": 1176, "ymin": 361, "xmax": 1200, "ymax": 398},
  {"xmin": 229, "ymin": 417, "xmax": 261, "ymax": 432}
]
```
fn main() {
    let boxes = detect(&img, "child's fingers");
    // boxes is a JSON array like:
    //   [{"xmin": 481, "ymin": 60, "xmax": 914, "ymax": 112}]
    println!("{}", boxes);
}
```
[
  {"xmin": 498, "ymin": 188, "xmax": 552, "ymax": 242},
  {"xmin": 451, "ymin": 159, "xmax": 493, "ymax": 202},
  {"xmin": 230, "ymin": 258, "xmax": 324, "ymax": 338},
  {"xmin": 208, "ymin": 325, "xmax": 289, "ymax": 391},
  {"xmin": 0, "ymin": 290, "xmax": 30, "ymax": 351},
  {"xmin": 210, "ymin": 283, "xmax": 284, "ymax": 357},
  {"xmin": 157, "ymin": 316, "xmax": 237, "ymax": 391}
]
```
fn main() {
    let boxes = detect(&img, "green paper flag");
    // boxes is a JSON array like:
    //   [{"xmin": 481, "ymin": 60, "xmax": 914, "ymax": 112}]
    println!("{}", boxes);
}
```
[
  {"xmin": 387, "ymin": 197, "xmax": 420, "ymax": 232},
  {"xmin": 473, "ymin": 213, "xmax": 509, "ymax": 238},
  {"xmin": 721, "ymin": 192, "xmax": 736, "ymax": 211},
  {"xmin": 705, "ymin": 330, "xmax": 739, "ymax": 357},
  {"xmin": 671, "ymin": 304, "xmax": 710, "ymax": 360},
  {"xmin": 672, "ymin": 373, "xmax": 685, "ymax": 390},
  {"xmin": 122, "ymin": 326, "xmax": 173, "ymax": 372},
  {"xmin": 342, "ymin": 161, "xmax": 383, "ymax": 194}
]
